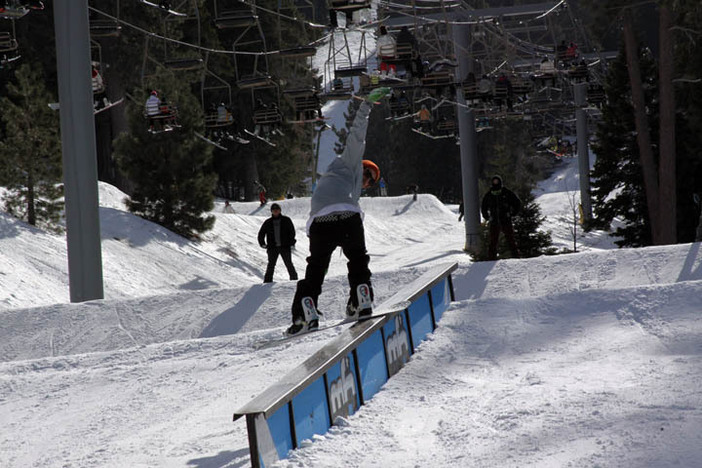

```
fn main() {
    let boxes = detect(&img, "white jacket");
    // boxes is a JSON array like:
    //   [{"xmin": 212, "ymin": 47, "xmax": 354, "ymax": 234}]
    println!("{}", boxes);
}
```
[
  {"xmin": 307, "ymin": 102, "xmax": 371, "ymax": 232},
  {"xmin": 377, "ymin": 34, "xmax": 396, "ymax": 58}
]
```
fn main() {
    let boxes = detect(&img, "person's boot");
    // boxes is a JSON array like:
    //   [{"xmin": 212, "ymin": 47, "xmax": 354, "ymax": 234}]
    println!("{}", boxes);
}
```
[
  {"xmin": 346, "ymin": 284, "xmax": 373, "ymax": 320},
  {"xmin": 286, "ymin": 297, "xmax": 319, "ymax": 336}
]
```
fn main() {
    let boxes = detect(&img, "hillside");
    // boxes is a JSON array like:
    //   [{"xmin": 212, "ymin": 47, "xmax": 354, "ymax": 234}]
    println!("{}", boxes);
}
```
[{"xmin": 1, "ymin": 158, "xmax": 701, "ymax": 467}]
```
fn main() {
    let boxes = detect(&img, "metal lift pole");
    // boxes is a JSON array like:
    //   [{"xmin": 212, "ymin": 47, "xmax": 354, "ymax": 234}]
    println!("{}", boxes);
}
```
[
  {"xmin": 53, "ymin": 1, "xmax": 105, "ymax": 302},
  {"xmin": 453, "ymin": 23, "xmax": 481, "ymax": 252},
  {"xmin": 574, "ymin": 82, "xmax": 592, "ymax": 223}
]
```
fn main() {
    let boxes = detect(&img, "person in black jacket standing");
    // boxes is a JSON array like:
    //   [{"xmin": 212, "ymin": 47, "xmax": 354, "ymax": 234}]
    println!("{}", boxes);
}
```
[
  {"xmin": 481, "ymin": 175, "xmax": 521, "ymax": 260},
  {"xmin": 258, "ymin": 203, "xmax": 298, "ymax": 283}
]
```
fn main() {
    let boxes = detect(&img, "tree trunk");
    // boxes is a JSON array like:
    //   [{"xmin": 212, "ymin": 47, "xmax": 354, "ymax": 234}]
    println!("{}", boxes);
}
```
[
  {"xmin": 622, "ymin": 10, "xmax": 662, "ymax": 244},
  {"xmin": 658, "ymin": 4, "xmax": 677, "ymax": 244},
  {"xmin": 27, "ymin": 173, "xmax": 35, "ymax": 226}
]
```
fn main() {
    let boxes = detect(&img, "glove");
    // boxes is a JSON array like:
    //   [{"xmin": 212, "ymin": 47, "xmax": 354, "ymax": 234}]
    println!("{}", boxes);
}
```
[
  {"xmin": 367, "ymin": 87, "xmax": 392, "ymax": 104},
  {"xmin": 260, "ymin": 243, "xmax": 267, "ymax": 249}
]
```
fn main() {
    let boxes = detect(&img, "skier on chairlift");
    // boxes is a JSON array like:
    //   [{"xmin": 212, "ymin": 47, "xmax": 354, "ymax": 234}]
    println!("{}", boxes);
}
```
[{"xmin": 145, "ymin": 90, "xmax": 161, "ymax": 131}]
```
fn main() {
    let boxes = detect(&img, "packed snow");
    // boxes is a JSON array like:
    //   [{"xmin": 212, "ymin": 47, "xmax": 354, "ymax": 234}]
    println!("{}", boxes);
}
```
[{"xmin": 1, "ymin": 154, "xmax": 701, "ymax": 468}]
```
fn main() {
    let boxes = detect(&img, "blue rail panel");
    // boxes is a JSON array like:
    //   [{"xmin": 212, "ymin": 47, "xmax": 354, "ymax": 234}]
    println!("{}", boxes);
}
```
[
  {"xmin": 234, "ymin": 263, "xmax": 458, "ymax": 468},
  {"xmin": 431, "ymin": 277, "xmax": 451, "ymax": 323},
  {"xmin": 383, "ymin": 313, "xmax": 411, "ymax": 377},
  {"xmin": 291, "ymin": 376, "xmax": 331, "ymax": 445},
  {"xmin": 355, "ymin": 329, "xmax": 388, "ymax": 401},
  {"xmin": 326, "ymin": 353, "xmax": 360, "ymax": 422},
  {"xmin": 407, "ymin": 293, "xmax": 434, "ymax": 348},
  {"xmin": 266, "ymin": 403, "xmax": 294, "ymax": 461}
]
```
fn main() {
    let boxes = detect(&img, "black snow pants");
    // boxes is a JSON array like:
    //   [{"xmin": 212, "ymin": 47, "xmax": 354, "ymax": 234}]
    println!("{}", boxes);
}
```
[
  {"xmin": 263, "ymin": 246, "xmax": 298, "ymax": 283},
  {"xmin": 291, "ymin": 212, "xmax": 372, "ymax": 323}
]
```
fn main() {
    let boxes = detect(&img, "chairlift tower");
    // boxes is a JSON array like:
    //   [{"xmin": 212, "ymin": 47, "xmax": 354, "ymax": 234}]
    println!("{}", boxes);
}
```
[
  {"xmin": 379, "ymin": 0, "xmax": 612, "ymax": 252},
  {"xmin": 53, "ymin": 1, "xmax": 104, "ymax": 302}
]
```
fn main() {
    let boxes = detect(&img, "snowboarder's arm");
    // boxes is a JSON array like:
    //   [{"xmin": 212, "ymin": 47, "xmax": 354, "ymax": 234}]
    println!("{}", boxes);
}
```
[{"xmin": 339, "ymin": 101, "xmax": 372, "ymax": 170}]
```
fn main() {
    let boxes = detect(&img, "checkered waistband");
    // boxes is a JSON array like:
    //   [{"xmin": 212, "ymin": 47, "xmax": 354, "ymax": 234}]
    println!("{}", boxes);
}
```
[{"xmin": 313, "ymin": 211, "xmax": 357, "ymax": 223}]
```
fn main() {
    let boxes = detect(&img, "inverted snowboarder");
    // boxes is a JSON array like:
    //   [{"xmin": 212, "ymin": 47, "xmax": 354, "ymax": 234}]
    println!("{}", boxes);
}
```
[{"xmin": 286, "ymin": 88, "xmax": 389, "ymax": 336}]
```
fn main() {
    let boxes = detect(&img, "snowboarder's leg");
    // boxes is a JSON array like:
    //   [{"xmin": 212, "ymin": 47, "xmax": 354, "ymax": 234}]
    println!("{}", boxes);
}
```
[
  {"xmin": 280, "ymin": 246, "xmax": 298, "ymax": 280},
  {"xmin": 290, "ymin": 222, "xmax": 336, "ymax": 323},
  {"xmin": 263, "ymin": 247, "xmax": 279, "ymax": 283},
  {"xmin": 340, "ymin": 214, "xmax": 373, "ymax": 317}
]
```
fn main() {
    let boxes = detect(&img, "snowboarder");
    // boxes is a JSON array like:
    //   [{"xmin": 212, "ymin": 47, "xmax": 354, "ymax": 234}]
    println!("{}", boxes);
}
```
[
  {"xmin": 255, "ymin": 181, "xmax": 267, "ymax": 206},
  {"xmin": 481, "ymin": 175, "xmax": 521, "ymax": 260},
  {"xmin": 286, "ymin": 89, "xmax": 389, "ymax": 336},
  {"xmin": 258, "ymin": 203, "xmax": 298, "ymax": 283},
  {"xmin": 223, "ymin": 200, "xmax": 235, "ymax": 213}
]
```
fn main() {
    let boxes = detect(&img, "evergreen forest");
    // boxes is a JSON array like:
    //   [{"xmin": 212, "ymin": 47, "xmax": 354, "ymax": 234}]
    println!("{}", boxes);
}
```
[{"xmin": 0, "ymin": 0, "xmax": 701, "ymax": 250}]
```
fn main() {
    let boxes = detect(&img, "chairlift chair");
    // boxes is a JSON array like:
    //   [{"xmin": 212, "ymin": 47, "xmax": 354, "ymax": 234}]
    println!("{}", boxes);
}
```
[
  {"xmin": 0, "ymin": 31, "xmax": 18, "ymax": 53},
  {"xmin": 0, "ymin": 2, "xmax": 29, "ymax": 20},
  {"xmin": 145, "ymin": 102, "xmax": 180, "ymax": 133},
  {"xmin": 284, "ymin": 87, "xmax": 322, "ymax": 122},
  {"xmin": 237, "ymin": 74, "xmax": 275, "ymax": 90},
  {"xmin": 586, "ymin": 84, "xmax": 605, "ymax": 106},
  {"xmin": 511, "ymin": 75, "xmax": 532, "ymax": 95},
  {"xmin": 214, "ymin": 10, "xmax": 259, "ymax": 29},
  {"xmin": 201, "ymin": 63, "xmax": 236, "ymax": 129},
  {"xmin": 334, "ymin": 63, "xmax": 367, "ymax": 78},
  {"xmin": 278, "ymin": 46, "xmax": 317, "ymax": 59},
  {"xmin": 330, "ymin": 0, "xmax": 371, "ymax": 12},
  {"xmin": 89, "ymin": 20, "xmax": 121, "ymax": 38},
  {"xmin": 420, "ymin": 71, "xmax": 454, "ymax": 88},
  {"xmin": 164, "ymin": 57, "xmax": 204, "ymax": 71}
]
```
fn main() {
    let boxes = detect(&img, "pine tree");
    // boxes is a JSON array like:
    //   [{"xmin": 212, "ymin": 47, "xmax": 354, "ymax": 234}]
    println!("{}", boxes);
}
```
[
  {"xmin": 0, "ymin": 63, "xmax": 63, "ymax": 232},
  {"xmin": 673, "ymin": 0, "xmax": 702, "ymax": 241},
  {"xmin": 590, "ymin": 46, "xmax": 657, "ymax": 247},
  {"xmin": 113, "ymin": 71, "xmax": 217, "ymax": 239}
]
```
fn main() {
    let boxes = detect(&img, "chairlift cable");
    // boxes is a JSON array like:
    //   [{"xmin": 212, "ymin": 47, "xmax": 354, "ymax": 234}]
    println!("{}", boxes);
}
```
[{"xmin": 88, "ymin": 6, "xmax": 326, "ymax": 57}]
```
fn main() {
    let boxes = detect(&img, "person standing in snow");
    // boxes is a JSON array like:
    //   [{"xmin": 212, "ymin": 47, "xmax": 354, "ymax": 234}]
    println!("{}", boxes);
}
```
[
  {"xmin": 379, "ymin": 177, "xmax": 388, "ymax": 196},
  {"xmin": 481, "ymin": 175, "xmax": 521, "ymax": 260},
  {"xmin": 286, "ymin": 89, "xmax": 389, "ymax": 336},
  {"xmin": 258, "ymin": 203, "xmax": 298, "ymax": 283}
]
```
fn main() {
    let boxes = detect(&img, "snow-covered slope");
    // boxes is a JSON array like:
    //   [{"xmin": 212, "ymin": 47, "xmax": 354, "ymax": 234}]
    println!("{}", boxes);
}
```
[{"xmin": 1, "ymin": 157, "xmax": 701, "ymax": 468}]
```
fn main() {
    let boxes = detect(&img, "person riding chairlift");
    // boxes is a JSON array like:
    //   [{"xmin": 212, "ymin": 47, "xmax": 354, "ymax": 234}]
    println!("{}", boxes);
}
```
[{"xmin": 145, "ymin": 90, "xmax": 161, "ymax": 131}]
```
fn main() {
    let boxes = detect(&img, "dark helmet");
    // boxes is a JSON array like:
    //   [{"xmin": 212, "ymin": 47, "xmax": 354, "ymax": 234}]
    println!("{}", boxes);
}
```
[
  {"xmin": 270, "ymin": 203, "xmax": 281, "ymax": 212},
  {"xmin": 491, "ymin": 175, "xmax": 503, "ymax": 189}
]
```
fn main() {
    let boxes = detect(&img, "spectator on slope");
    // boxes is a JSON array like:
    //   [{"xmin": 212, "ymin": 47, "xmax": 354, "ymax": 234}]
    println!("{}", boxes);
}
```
[
  {"xmin": 481, "ymin": 175, "xmax": 521, "ymax": 260},
  {"xmin": 258, "ymin": 203, "xmax": 298, "ymax": 284}
]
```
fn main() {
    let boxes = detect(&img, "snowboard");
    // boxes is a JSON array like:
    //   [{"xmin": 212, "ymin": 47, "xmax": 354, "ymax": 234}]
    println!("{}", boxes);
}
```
[
  {"xmin": 254, "ymin": 300, "xmax": 411, "ymax": 350},
  {"xmin": 138, "ymin": 0, "xmax": 187, "ymax": 16},
  {"xmin": 244, "ymin": 129, "xmax": 277, "ymax": 147}
]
